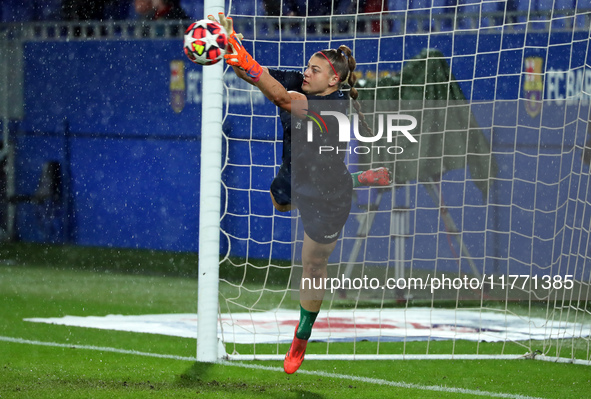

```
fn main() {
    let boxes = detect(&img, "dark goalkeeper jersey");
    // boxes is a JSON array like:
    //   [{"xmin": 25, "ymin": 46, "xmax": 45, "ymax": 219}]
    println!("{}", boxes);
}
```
[{"xmin": 268, "ymin": 68, "xmax": 352, "ymax": 201}]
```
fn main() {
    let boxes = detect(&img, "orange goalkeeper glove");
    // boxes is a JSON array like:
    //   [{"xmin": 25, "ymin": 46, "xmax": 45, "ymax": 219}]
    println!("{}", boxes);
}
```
[
  {"xmin": 207, "ymin": 12, "xmax": 243, "ymax": 40},
  {"xmin": 208, "ymin": 13, "xmax": 262, "ymax": 82},
  {"xmin": 224, "ymin": 33, "xmax": 263, "ymax": 82}
]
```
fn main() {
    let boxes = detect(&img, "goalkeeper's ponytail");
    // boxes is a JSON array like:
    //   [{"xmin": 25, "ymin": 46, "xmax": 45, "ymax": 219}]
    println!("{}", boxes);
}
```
[{"xmin": 317, "ymin": 46, "xmax": 371, "ymax": 136}]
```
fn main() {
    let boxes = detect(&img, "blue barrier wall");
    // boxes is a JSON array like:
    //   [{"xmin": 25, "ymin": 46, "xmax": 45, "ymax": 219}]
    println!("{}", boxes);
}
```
[
  {"xmin": 14, "ymin": 31, "xmax": 591, "ymax": 279},
  {"xmin": 17, "ymin": 40, "xmax": 203, "ymax": 251}
]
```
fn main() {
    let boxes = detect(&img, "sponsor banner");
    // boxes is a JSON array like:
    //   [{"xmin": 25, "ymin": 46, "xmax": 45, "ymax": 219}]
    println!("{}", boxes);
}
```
[{"xmin": 25, "ymin": 308, "xmax": 589, "ymax": 344}]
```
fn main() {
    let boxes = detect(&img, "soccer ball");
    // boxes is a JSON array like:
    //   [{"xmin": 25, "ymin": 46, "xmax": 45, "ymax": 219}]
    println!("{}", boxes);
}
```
[{"xmin": 183, "ymin": 19, "xmax": 228, "ymax": 66}]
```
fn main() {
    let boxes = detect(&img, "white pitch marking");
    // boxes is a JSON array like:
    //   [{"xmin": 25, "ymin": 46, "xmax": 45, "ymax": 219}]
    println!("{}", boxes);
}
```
[
  {"xmin": 0, "ymin": 335, "xmax": 545, "ymax": 399},
  {"xmin": 227, "ymin": 362, "xmax": 546, "ymax": 399}
]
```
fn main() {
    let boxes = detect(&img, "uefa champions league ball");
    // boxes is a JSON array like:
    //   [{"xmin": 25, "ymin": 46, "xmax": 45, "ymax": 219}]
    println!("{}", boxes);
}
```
[{"xmin": 183, "ymin": 19, "xmax": 228, "ymax": 66}]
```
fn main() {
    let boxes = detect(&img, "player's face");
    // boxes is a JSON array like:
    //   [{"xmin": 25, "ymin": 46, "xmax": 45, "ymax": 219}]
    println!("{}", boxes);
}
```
[{"xmin": 302, "ymin": 55, "xmax": 339, "ymax": 96}]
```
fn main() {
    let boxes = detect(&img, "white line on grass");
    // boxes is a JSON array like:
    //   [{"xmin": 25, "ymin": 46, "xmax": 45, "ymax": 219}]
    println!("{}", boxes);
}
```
[
  {"xmin": 226, "ymin": 362, "xmax": 544, "ymax": 399},
  {"xmin": 0, "ymin": 336, "xmax": 196, "ymax": 362},
  {"xmin": 0, "ymin": 335, "xmax": 544, "ymax": 399}
]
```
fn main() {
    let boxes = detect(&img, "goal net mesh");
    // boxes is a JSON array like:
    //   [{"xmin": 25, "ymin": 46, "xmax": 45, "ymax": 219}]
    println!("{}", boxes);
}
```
[{"xmin": 216, "ymin": 0, "xmax": 591, "ymax": 361}]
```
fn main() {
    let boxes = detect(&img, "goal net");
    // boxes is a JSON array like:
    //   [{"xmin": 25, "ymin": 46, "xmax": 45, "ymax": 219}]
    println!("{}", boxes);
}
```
[{"xmin": 203, "ymin": 0, "xmax": 591, "ymax": 363}]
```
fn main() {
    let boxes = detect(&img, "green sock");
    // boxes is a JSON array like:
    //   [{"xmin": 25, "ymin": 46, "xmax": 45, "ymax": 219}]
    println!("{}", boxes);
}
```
[
  {"xmin": 351, "ymin": 171, "xmax": 363, "ymax": 188},
  {"xmin": 296, "ymin": 305, "xmax": 319, "ymax": 340}
]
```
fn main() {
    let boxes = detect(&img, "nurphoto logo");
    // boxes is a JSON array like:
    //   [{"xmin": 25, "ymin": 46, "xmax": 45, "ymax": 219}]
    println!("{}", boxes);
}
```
[{"xmin": 306, "ymin": 110, "xmax": 418, "ymax": 155}]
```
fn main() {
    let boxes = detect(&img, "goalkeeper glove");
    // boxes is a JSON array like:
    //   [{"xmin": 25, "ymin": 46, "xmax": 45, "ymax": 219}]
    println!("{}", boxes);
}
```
[
  {"xmin": 224, "ymin": 34, "xmax": 263, "ymax": 82},
  {"xmin": 208, "ymin": 13, "xmax": 261, "ymax": 82},
  {"xmin": 207, "ymin": 12, "xmax": 243, "ymax": 41}
]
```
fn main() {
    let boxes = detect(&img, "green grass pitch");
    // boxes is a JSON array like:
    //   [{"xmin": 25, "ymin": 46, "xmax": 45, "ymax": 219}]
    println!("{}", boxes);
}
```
[{"xmin": 0, "ymin": 243, "xmax": 590, "ymax": 398}]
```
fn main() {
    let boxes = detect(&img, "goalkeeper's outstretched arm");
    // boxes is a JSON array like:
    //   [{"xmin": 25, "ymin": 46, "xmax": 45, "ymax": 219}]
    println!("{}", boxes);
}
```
[
  {"xmin": 229, "ymin": 54, "xmax": 307, "ymax": 118},
  {"xmin": 209, "ymin": 13, "xmax": 307, "ymax": 118}
]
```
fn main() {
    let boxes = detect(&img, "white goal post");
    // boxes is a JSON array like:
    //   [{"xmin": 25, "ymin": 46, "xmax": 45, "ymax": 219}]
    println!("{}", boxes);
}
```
[
  {"xmin": 197, "ymin": 0, "xmax": 591, "ymax": 364},
  {"xmin": 196, "ymin": 0, "xmax": 226, "ymax": 362}
]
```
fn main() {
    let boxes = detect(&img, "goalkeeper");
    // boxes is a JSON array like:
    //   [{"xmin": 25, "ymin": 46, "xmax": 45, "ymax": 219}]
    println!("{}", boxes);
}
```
[{"xmin": 210, "ymin": 13, "xmax": 390, "ymax": 374}]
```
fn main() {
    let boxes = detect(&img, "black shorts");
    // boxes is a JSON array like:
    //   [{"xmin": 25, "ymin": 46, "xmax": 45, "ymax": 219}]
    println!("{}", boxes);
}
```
[
  {"xmin": 270, "ymin": 164, "xmax": 352, "ymax": 244},
  {"xmin": 295, "ymin": 192, "xmax": 352, "ymax": 244},
  {"xmin": 270, "ymin": 163, "xmax": 292, "ymax": 206}
]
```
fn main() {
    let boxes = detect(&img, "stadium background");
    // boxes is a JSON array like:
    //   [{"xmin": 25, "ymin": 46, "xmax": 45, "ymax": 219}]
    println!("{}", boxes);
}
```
[{"xmin": 1, "ymin": 1, "xmax": 590, "ymax": 281}]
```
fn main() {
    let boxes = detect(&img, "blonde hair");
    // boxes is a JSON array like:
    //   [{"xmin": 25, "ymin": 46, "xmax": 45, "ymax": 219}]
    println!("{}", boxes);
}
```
[{"xmin": 316, "ymin": 45, "xmax": 370, "ymax": 135}]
